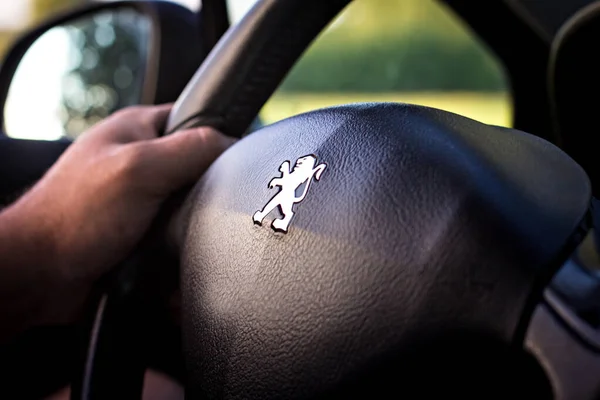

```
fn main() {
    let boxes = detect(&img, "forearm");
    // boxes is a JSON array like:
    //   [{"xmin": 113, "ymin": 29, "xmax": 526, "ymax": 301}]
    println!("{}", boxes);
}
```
[{"xmin": 0, "ymin": 196, "xmax": 61, "ymax": 344}]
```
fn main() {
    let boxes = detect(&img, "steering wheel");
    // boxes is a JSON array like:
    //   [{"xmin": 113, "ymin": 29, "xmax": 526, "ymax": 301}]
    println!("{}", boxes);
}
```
[{"xmin": 74, "ymin": 0, "xmax": 592, "ymax": 398}]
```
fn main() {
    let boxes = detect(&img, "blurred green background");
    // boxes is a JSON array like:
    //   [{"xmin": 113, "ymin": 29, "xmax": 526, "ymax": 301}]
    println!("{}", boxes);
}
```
[
  {"xmin": 259, "ymin": 0, "xmax": 512, "ymax": 127},
  {"xmin": 0, "ymin": 0, "xmax": 512, "ymax": 134}
]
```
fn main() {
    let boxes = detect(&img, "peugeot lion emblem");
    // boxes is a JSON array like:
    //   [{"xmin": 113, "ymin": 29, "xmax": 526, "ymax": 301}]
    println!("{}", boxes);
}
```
[{"xmin": 253, "ymin": 154, "xmax": 327, "ymax": 233}]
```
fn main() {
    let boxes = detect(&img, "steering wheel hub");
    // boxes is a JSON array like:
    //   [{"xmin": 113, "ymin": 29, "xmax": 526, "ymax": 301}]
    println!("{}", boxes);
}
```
[{"xmin": 175, "ymin": 103, "xmax": 589, "ymax": 398}]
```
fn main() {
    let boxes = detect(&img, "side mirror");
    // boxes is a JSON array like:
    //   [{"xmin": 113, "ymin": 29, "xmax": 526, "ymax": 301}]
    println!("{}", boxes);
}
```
[{"xmin": 0, "ymin": 1, "xmax": 205, "ymax": 141}]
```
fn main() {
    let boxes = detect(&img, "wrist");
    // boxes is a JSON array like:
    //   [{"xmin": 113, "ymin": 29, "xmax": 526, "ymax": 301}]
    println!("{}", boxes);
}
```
[
  {"xmin": 0, "ymin": 192, "xmax": 76, "ymax": 332},
  {"xmin": 1, "ymin": 191, "xmax": 61, "ymax": 273}
]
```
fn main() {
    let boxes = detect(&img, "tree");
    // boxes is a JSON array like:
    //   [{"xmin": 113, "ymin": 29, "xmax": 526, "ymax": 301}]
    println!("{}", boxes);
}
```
[{"xmin": 59, "ymin": 9, "xmax": 148, "ymax": 137}]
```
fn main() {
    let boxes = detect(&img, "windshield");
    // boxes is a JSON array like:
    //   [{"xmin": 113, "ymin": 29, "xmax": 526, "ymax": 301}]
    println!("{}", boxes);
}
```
[{"xmin": 228, "ymin": 0, "xmax": 512, "ymax": 128}]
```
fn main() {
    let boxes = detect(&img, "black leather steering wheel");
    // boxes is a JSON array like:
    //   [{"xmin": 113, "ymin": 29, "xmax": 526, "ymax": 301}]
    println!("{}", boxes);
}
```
[{"xmin": 76, "ymin": 0, "xmax": 593, "ymax": 398}]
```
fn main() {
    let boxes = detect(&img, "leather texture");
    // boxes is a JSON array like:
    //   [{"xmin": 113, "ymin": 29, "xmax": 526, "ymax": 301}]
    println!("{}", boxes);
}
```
[
  {"xmin": 174, "ymin": 104, "xmax": 591, "ymax": 399},
  {"xmin": 165, "ymin": 0, "xmax": 351, "ymax": 137},
  {"xmin": 550, "ymin": 2, "xmax": 600, "ymax": 197}
]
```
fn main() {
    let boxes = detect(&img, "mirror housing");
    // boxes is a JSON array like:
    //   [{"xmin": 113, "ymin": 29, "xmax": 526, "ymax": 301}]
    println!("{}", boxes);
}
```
[{"xmin": 0, "ymin": 0, "xmax": 205, "ymax": 140}]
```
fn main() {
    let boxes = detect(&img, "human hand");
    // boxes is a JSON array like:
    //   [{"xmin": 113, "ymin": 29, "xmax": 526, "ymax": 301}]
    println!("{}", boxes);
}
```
[{"xmin": 0, "ymin": 104, "xmax": 234, "ymax": 327}]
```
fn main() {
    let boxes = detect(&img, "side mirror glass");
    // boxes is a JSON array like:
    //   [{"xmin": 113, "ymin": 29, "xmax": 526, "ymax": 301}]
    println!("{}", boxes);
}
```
[
  {"xmin": 0, "ymin": 1, "xmax": 206, "ymax": 141},
  {"xmin": 5, "ymin": 8, "xmax": 151, "ymax": 140}
]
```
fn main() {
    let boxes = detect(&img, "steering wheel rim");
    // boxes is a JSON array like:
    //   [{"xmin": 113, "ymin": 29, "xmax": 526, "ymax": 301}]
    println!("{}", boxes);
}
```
[{"xmin": 165, "ymin": 0, "xmax": 353, "ymax": 137}]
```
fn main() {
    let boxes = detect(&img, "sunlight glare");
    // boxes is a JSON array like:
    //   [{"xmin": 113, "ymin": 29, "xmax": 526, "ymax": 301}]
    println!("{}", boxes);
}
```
[{"xmin": 5, "ymin": 27, "xmax": 71, "ymax": 140}]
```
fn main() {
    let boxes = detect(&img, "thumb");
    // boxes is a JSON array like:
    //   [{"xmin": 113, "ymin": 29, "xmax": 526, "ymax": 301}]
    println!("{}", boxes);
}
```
[{"xmin": 145, "ymin": 127, "xmax": 236, "ymax": 194}]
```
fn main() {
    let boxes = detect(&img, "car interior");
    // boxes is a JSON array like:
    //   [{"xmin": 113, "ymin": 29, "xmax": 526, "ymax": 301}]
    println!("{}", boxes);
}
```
[{"xmin": 0, "ymin": 0, "xmax": 599, "ymax": 399}]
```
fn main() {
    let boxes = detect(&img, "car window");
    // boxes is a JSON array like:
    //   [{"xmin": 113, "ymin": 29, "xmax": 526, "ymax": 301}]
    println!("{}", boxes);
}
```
[{"xmin": 227, "ymin": 0, "xmax": 512, "ymax": 128}]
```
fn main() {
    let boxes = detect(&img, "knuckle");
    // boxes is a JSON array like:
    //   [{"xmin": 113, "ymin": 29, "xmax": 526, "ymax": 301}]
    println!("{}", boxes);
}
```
[
  {"xmin": 133, "ymin": 119, "xmax": 155, "ymax": 136},
  {"xmin": 113, "ymin": 105, "xmax": 146, "ymax": 121},
  {"xmin": 114, "ymin": 143, "xmax": 151, "ymax": 179},
  {"xmin": 195, "ymin": 127, "xmax": 222, "ymax": 148}
]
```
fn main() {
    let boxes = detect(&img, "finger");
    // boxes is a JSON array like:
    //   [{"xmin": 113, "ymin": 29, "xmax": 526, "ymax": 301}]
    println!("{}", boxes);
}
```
[
  {"xmin": 125, "ymin": 103, "xmax": 173, "ymax": 142},
  {"xmin": 143, "ymin": 127, "xmax": 236, "ymax": 194},
  {"xmin": 143, "ymin": 103, "xmax": 173, "ymax": 132},
  {"xmin": 93, "ymin": 104, "xmax": 174, "ymax": 144}
]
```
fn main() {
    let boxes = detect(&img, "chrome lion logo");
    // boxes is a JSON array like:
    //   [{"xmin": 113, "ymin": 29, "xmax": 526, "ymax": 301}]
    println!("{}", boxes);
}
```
[{"xmin": 253, "ymin": 155, "xmax": 327, "ymax": 233}]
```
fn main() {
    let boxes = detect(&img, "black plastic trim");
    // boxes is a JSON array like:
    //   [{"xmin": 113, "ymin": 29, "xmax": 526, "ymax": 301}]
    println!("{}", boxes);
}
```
[
  {"xmin": 545, "ymin": 289, "xmax": 600, "ymax": 350},
  {"xmin": 442, "ymin": 0, "xmax": 555, "ymax": 144}
]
